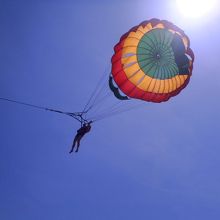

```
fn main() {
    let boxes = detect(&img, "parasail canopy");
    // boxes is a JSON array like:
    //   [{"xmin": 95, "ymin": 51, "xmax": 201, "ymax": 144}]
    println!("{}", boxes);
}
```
[{"xmin": 110, "ymin": 18, "xmax": 194, "ymax": 103}]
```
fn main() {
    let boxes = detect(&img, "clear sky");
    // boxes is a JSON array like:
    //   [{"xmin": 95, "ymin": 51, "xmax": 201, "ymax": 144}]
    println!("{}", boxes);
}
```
[{"xmin": 1, "ymin": 0, "xmax": 220, "ymax": 219}]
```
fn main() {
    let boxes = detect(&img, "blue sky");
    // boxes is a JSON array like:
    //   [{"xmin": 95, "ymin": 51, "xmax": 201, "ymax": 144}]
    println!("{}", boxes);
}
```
[{"xmin": 1, "ymin": 0, "xmax": 220, "ymax": 219}]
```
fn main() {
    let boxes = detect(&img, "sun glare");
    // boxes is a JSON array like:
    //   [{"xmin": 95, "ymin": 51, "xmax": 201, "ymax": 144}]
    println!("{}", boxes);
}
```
[{"xmin": 176, "ymin": 0, "xmax": 217, "ymax": 18}]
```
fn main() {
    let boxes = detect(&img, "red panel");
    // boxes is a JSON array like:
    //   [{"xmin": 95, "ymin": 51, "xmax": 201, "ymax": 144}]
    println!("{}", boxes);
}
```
[
  {"xmin": 114, "ymin": 70, "xmax": 128, "ymax": 85},
  {"xmin": 128, "ymin": 86, "xmax": 146, "ymax": 99}
]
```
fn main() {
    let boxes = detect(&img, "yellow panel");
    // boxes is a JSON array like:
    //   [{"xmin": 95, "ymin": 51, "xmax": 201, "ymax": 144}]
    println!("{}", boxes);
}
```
[
  {"xmin": 158, "ymin": 79, "xmax": 165, "ymax": 93},
  {"xmin": 181, "ymin": 75, "xmax": 187, "ymax": 81},
  {"xmin": 122, "ymin": 46, "xmax": 137, "ymax": 55},
  {"xmin": 129, "ymin": 71, "xmax": 146, "ymax": 84},
  {"xmin": 183, "ymin": 75, "xmax": 188, "ymax": 80},
  {"xmin": 123, "ymin": 63, "xmax": 141, "ymax": 77},
  {"xmin": 123, "ymin": 37, "xmax": 139, "ymax": 47},
  {"xmin": 127, "ymin": 31, "xmax": 144, "ymax": 40},
  {"xmin": 123, "ymin": 62, "xmax": 154, "ymax": 89},
  {"xmin": 178, "ymin": 75, "xmax": 187, "ymax": 85},
  {"xmin": 146, "ymin": 23, "xmax": 153, "ymax": 30},
  {"xmin": 166, "ymin": 77, "xmax": 178, "ymax": 93},
  {"xmin": 122, "ymin": 55, "xmax": 137, "ymax": 65},
  {"xmin": 163, "ymin": 80, "xmax": 170, "ymax": 93},
  {"xmin": 148, "ymin": 75, "xmax": 188, "ymax": 94},
  {"xmin": 137, "ymin": 25, "xmax": 149, "ymax": 34},
  {"xmin": 153, "ymin": 78, "xmax": 161, "ymax": 93},
  {"xmin": 147, "ymin": 79, "xmax": 157, "ymax": 92},
  {"xmin": 153, "ymin": 23, "xmax": 165, "ymax": 29},
  {"xmin": 177, "ymin": 75, "xmax": 184, "ymax": 85},
  {"xmin": 138, "ymin": 76, "xmax": 153, "ymax": 90},
  {"xmin": 168, "ymin": 78, "xmax": 173, "ymax": 93},
  {"xmin": 137, "ymin": 26, "xmax": 146, "ymax": 34},
  {"xmin": 175, "ymin": 75, "xmax": 181, "ymax": 89},
  {"xmin": 134, "ymin": 23, "xmax": 153, "ymax": 36},
  {"xmin": 172, "ymin": 77, "xmax": 177, "ymax": 91},
  {"xmin": 125, "ymin": 24, "xmax": 153, "ymax": 45},
  {"xmin": 124, "ymin": 70, "xmax": 148, "ymax": 88}
]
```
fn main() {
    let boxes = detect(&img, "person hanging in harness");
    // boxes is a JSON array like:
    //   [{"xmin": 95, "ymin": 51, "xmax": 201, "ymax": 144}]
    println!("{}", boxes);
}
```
[{"xmin": 69, "ymin": 121, "xmax": 93, "ymax": 153}]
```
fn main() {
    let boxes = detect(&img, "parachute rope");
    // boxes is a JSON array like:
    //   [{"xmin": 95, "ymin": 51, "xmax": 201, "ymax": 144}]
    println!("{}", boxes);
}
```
[
  {"xmin": 0, "ymin": 97, "xmax": 87, "ymax": 124},
  {"xmin": 89, "ymin": 102, "xmax": 145, "ymax": 122},
  {"xmin": 82, "ymin": 65, "xmax": 110, "ymax": 113}
]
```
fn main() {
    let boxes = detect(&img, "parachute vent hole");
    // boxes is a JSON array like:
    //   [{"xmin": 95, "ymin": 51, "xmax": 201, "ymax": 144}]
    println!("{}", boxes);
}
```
[{"xmin": 156, "ymin": 53, "xmax": 161, "ymax": 59}]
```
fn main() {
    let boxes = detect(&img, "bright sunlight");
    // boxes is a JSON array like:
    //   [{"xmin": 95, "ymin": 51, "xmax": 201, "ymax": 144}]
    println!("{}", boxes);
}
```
[{"xmin": 176, "ymin": 0, "xmax": 217, "ymax": 18}]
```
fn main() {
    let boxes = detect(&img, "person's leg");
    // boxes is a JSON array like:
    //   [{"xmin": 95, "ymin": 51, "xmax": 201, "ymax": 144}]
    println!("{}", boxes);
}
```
[
  {"xmin": 69, "ymin": 135, "xmax": 78, "ymax": 153},
  {"xmin": 75, "ymin": 136, "xmax": 82, "ymax": 152}
]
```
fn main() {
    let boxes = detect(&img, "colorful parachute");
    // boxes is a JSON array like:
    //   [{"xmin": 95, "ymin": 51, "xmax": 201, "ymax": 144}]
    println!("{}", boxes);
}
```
[
  {"xmin": 110, "ymin": 18, "xmax": 194, "ymax": 103},
  {"xmin": 0, "ymin": 19, "xmax": 195, "ymax": 123}
]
